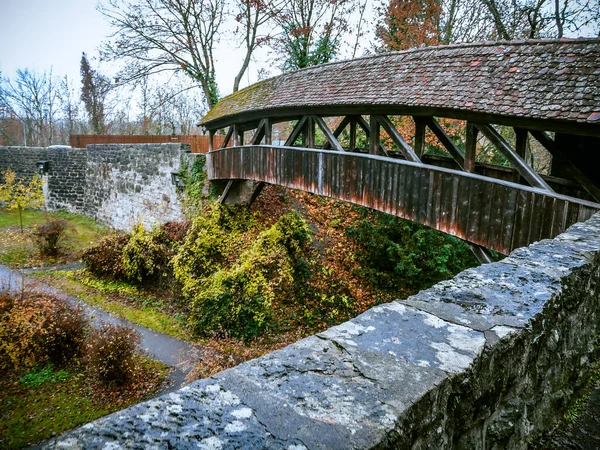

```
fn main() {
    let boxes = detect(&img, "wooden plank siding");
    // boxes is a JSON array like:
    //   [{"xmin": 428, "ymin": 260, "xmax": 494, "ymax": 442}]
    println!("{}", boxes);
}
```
[
  {"xmin": 208, "ymin": 145, "xmax": 600, "ymax": 255},
  {"xmin": 70, "ymin": 134, "xmax": 225, "ymax": 154}
]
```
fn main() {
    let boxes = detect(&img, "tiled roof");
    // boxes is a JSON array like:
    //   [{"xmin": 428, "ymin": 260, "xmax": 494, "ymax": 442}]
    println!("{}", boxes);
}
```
[{"xmin": 201, "ymin": 39, "xmax": 600, "ymax": 128}]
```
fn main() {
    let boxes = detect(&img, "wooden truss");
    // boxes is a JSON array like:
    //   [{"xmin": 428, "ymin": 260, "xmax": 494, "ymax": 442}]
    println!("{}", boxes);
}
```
[{"xmin": 208, "ymin": 113, "xmax": 600, "ymax": 260}]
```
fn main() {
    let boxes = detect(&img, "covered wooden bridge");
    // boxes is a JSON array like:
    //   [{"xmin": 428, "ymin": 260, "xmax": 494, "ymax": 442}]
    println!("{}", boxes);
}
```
[{"xmin": 200, "ymin": 39, "xmax": 600, "ymax": 257}]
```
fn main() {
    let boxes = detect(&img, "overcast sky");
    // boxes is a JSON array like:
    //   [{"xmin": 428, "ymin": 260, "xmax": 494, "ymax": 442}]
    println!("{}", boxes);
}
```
[{"xmin": 0, "ymin": 0, "xmax": 271, "ymax": 97}]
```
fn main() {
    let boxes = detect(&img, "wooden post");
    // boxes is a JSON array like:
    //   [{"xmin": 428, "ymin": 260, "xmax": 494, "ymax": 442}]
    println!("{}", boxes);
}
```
[
  {"xmin": 208, "ymin": 130, "xmax": 214, "ymax": 152},
  {"xmin": 304, "ymin": 116, "xmax": 315, "ymax": 147},
  {"xmin": 369, "ymin": 116, "xmax": 379, "ymax": 155},
  {"xmin": 264, "ymin": 118, "xmax": 272, "ymax": 145},
  {"xmin": 349, "ymin": 118, "xmax": 357, "ymax": 152},
  {"xmin": 413, "ymin": 117, "xmax": 426, "ymax": 158},
  {"xmin": 464, "ymin": 122, "xmax": 478, "ymax": 173},
  {"xmin": 232, "ymin": 125, "xmax": 240, "ymax": 146}
]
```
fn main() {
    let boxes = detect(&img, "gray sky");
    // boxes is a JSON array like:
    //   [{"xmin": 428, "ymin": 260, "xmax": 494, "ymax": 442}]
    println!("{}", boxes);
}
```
[
  {"xmin": 0, "ymin": 0, "xmax": 267, "ymax": 96},
  {"xmin": 0, "ymin": 0, "xmax": 112, "ymax": 82}
]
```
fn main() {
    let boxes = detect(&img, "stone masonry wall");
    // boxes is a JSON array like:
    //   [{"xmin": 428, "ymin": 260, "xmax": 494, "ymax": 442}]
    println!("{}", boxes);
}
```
[
  {"xmin": 82, "ymin": 144, "xmax": 189, "ymax": 230},
  {"xmin": 0, "ymin": 146, "xmax": 87, "ymax": 213},
  {"xmin": 44, "ymin": 213, "xmax": 600, "ymax": 449},
  {"xmin": 0, "ymin": 144, "xmax": 193, "ymax": 230}
]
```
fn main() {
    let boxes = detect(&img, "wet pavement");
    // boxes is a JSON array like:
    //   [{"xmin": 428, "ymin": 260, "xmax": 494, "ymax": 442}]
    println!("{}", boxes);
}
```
[{"xmin": 0, "ymin": 264, "xmax": 202, "ymax": 391}]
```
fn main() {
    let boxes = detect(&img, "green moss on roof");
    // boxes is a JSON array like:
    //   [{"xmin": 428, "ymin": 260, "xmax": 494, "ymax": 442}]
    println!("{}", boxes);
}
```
[{"xmin": 201, "ymin": 78, "xmax": 275, "ymax": 125}]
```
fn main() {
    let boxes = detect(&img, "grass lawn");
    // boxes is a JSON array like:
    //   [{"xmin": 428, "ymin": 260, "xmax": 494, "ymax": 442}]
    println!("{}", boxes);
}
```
[
  {"xmin": 31, "ymin": 270, "xmax": 194, "ymax": 342},
  {"xmin": 0, "ymin": 209, "xmax": 109, "ymax": 268},
  {"xmin": 0, "ymin": 360, "xmax": 169, "ymax": 449}
]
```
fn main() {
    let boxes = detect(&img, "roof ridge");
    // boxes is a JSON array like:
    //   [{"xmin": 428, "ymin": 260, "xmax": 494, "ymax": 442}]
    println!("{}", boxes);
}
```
[{"xmin": 275, "ymin": 37, "xmax": 600, "ymax": 79}]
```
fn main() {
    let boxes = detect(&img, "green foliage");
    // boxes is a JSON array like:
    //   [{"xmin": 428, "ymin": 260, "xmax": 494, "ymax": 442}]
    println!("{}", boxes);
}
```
[
  {"xmin": 122, "ymin": 222, "xmax": 166, "ymax": 282},
  {"xmin": 181, "ymin": 155, "xmax": 209, "ymax": 214},
  {"xmin": 18, "ymin": 364, "xmax": 70, "ymax": 388},
  {"xmin": 83, "ymin": 221, "xmax": 188, "ymax": 284},
  {"xmin": 347, "ymin": 212, "xmax": 477, "ymax": 289},
  {"xmin": 0, "ymin": 169, "xmax": 45, "ymax": 233},
  {"xmin": 32, "ymin": 219, "xmax": 69, "ymax": 257},
  {"xmin": 280, "ymin": 22, "xmax": 338, "ymax": 71},
  {"xmin": 174, "ymin": 210, "xmax": 311, "ymax": 339}
]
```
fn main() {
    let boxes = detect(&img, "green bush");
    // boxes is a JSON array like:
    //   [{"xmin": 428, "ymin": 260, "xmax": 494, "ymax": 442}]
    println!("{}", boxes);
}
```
[
  {"xmin": 175, "ymin": 210, "xmax": 312, "ymax": 340},
  {"xmin": 83, "ymin": 222, "xmax": 189, "ymax": 283},
  {"xmin": 121, "ymin": 223, "xmax": 166, "ymax": 282},
  {"xmin": 347, "ymin": 212, "xmax": 477, "ymax": 289}
]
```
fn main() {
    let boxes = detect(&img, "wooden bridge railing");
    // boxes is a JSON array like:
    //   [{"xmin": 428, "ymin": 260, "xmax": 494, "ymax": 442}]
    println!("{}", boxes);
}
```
[{"xmin": 208, "ymin": 145, "xmax": 600, "ymax": 255}]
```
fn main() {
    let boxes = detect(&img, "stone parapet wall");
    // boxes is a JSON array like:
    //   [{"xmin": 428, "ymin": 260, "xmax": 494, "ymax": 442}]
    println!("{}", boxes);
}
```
[
  {"xmin": 83, "ymin": 144, "xmax": 188, "ymax": 230},
  {"xmin": 44, "ymin": 213, "xmax": 600, "ymax": 449},
  {"xmin": 0, "ymin": 144, "xmax": 193, "ymax": 230}
]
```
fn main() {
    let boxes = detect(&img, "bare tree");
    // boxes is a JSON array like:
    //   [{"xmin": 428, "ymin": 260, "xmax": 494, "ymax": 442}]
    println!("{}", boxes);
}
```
[
  {"xmin": 439, "ymin": 0, "xmax": 492, "ymax": 43},
  {"xmin": 0, "ymin": 69, "xmax": 59, "ymax": 146},
  {"xmin": 99, "ymin": 0, "xmax": 227, "ymax": 108},
  {"xmin": 273, "ymin": 0, "xmax": 357, "ymax": 71},
  {"xmin": 232, "ymin": 0, "xmax": 284, "ymax": 92},
  {"xmin": 58, "ymin": 75, "xmax": 85, "ymax": 140},
  {"xmin": 80, "ymin": 53, "xmax": 111, "ymax": 134}
]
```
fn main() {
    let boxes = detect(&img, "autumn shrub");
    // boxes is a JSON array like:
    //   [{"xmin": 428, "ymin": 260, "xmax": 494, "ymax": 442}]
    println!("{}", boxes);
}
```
[
  {"xmin": 177, "ymin": 211, "xmax": 312, "ymax": 340},
  {"xmin": 82, "ymin": 233, "xmax": 128, "ymax": 278},
  {"xmin": 347, "ymin": 212, "xmax": 477, "ymax": 289},
  {"xmin": 121, "ymin": 223, "xmax": 166, "ymax": 282},
  {"xmin": 32, "ymin": 219, "xmax": 68, "ymax": 257},
  {"xmin": 0, "ymin": 292, "xmax": 87, "ymax": 372},
  {"xmin": 86, "ymin": 322, "xmax": 141, "ymax": 385}
]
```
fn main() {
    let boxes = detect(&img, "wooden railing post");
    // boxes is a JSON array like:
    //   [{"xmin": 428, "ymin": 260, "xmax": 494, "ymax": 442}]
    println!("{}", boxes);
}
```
[{"xmin": 464, "ymin": 122, "xmax": 478, "ymax": 173}]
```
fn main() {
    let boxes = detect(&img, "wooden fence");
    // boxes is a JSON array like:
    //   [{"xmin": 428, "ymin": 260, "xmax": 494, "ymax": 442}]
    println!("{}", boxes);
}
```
[{"xmin": 70, "ymin": 134, "xmax": 225, "ymax": 154}]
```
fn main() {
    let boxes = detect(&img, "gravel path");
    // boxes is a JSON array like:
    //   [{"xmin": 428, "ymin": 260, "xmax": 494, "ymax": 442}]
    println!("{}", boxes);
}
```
[{"xmin": 0, "ymin": 264, "xmax": 202, "ymax": 392}]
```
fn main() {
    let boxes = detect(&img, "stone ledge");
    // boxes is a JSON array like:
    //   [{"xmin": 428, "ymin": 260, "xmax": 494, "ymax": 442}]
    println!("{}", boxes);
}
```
[{"xmin": 44, "ymin": 213, "xmax": 600, "ymax": 449}]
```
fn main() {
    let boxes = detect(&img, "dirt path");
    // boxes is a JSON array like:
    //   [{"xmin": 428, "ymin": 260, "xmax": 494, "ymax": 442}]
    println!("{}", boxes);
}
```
[{"xmin": 0, "ymin": 264, "xmax": 202, "ymax": 392}]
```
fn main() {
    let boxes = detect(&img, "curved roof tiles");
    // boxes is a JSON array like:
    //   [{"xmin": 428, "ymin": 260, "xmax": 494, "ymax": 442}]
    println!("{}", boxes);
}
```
[{"xmin": 201, "ymin": 39, "xmax": 600, "ymax": 131}]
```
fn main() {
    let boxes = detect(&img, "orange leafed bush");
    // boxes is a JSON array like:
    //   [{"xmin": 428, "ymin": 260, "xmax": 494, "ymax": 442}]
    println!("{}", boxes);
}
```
[{"xmin": 0, "ymin": 291, "xmax": 87, "ymax": 372}]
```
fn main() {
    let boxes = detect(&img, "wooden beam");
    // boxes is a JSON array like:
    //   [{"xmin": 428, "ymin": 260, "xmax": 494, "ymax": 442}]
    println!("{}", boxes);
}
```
[
  {"xmin": 375, "ymin": 115, "xmax": 420, "ymax": 162},
  {"xmin": 469, "ymin": 243, "xmax": 495, "ymax": 264},
  {"xmin": 413, "ymin": 117, "xmax": 426, "ymax": 158},
  {"xmin": 232, "ymin": 124, "xmax": 240, "ymax": 146},
  {"xmin": 513, "ymin": 128, "xmax": 528, "ymax": 183},
  {"xmin": 251, "ymin": 119, "xmax": 266, "ymax": 145},
  {"xmin": 247, "ymin": 182, "xmax": 266, "ymax": 207},
  {"xmin": 464, "ymin": 122, "xmax": 477, "ymax": 173},
  {"xmin": 424, "ymin": 117, "xmax": 465, "ymax": 169},
  {"xmin": 530, "ymin": 129, "xmax": 600, "ymax": 202},
  {"xmin": 220, "ymin": 127, "xmax": 233, "ymax": 149},
  {"xmin": 305, "ymin": 116, "xmax": 315, "ymax": 148},
  {"xmin": 475, "ymin": 123, "xmax": 553, "ymax": 192},
  {"xmin": 312, "ymin": 115, "xmax": 344, "ymax": 152},
  {"xmin": 357, "ymin": 116, "xmax": 370, "ymax": 135},
  {"xmin": 284, "ymin": 116, "xmax": 308, "ymax": 146},
  {"xmin": 218, "ymin": 179, "xmax": 235, "ymax": 204},
  {"xmin": 323, "ymin": 116, "xmax": 351, "ymax": 150}
]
